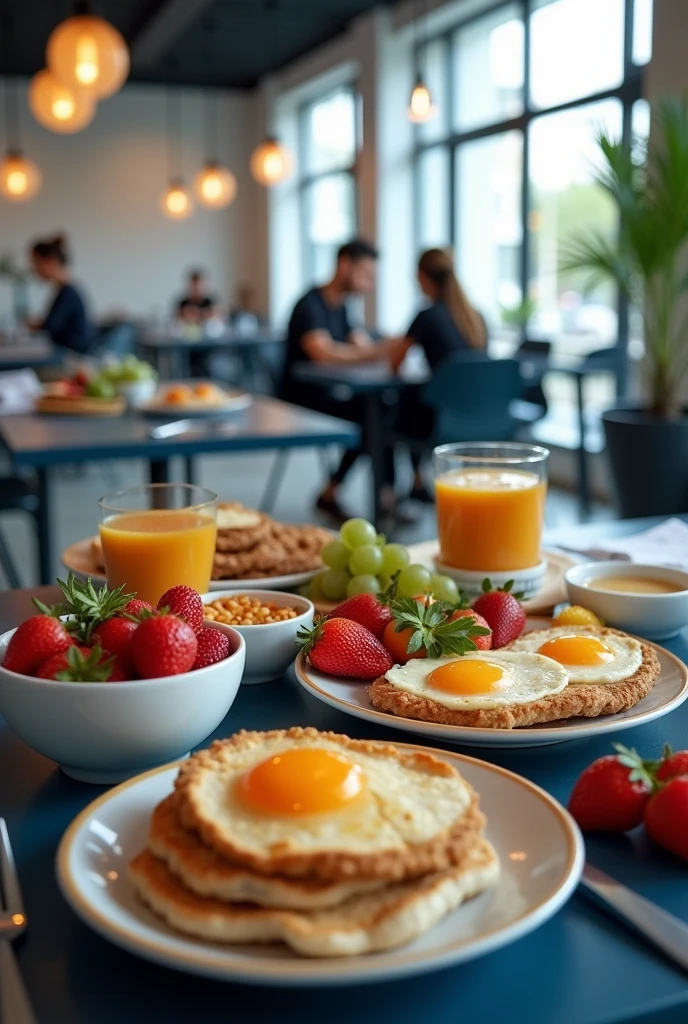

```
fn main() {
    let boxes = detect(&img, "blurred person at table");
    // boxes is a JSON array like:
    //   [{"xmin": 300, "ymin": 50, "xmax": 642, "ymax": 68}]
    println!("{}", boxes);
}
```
[
  {"xmin": 27, "ymin": 234, "xmax": 95, "ymax": 355},
  {"xmin": 281, "ymin": 239, "xmax": 404, "ymax": 524},
  {"xmin": 176, "ymin": 268, "xmax": 220, "ymax": 324},
  {"xmin": 390, "ymin": 248, "xmax": 487, "ymax": 504}
]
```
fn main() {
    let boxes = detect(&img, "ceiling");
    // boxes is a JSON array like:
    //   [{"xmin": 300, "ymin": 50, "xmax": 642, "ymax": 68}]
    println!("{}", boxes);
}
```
[{"xmin": 1, "ymin": 0, "xmax": 396, "ymax": 91}]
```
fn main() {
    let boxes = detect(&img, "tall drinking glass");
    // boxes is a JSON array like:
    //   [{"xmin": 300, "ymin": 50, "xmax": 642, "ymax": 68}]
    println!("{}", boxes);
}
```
[
  {"xmin": 98, "ymin": 484, "xmax": 218, "ymax": 606},
  {"xmin": 434, "ymin": 443, "xmax": 549, "ymax": 573}
]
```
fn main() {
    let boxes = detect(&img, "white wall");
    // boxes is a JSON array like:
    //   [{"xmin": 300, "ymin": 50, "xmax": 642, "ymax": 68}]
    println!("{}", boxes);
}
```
[{"xmin": 0, "ymin": 79, "xmax": 261, "ymax": 322}]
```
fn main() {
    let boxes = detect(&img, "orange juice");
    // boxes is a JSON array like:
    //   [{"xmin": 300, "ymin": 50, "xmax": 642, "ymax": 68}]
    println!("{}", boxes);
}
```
[
  {"xmin": 436, "ymin": 469, "xmax": 546, "ymax": 571},
  {"xmin": 99, "ymin": 510, "xmax": 217, "ymax": 606}
]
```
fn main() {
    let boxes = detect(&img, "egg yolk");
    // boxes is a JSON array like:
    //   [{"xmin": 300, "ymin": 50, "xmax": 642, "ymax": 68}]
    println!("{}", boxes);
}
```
[
  {"xmin": 237, "ymin": 748, "xmax": 366, "ymax": 816},
  {"xmin": 537, "ymin": 635, "xmax": 614, "ymax": 666},
  {"xmin": 428, "ymin": 659, "xmax": 508, "ymax": 695}
]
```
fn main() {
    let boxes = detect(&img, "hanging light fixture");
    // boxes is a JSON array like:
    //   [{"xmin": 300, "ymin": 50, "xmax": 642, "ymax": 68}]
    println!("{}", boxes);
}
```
[
  {"xmin": 250, "ymin": 1, "xmax": 294, "ymax": 187},
  {"xmin": 47, "ymin": 0, "xmax": 129, "ymax": 100},
  {"xmin": 29, "ymin": 68, "xmax": 95, "ymax": 134},
  {"xmin": 195, "ymin": 22, "xmax": 237, "ymax": 209},
  {"xmin": 0, "ymin": 80, "xmax": 41, "ymax": 202},
  {"xmin": 161, "ymin": 88, "xmax": 193, "ymax": 220},
  {"xmin": 406, "ymin": 0, "xmax": 438, "ymax": 124}
]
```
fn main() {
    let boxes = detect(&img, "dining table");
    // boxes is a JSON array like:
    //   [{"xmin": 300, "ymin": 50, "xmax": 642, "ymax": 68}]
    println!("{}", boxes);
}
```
[
  {"xmin": 0, "ymin": 396, "xmax": 358, "ymax": 586},
  {"xmin": 137, "ymin": 326, "xmax": 285, "ymax": 388},
  {"xmin": 1, "ymin": 515, "xmax": 688, "ymax": 1024},
  {"xmin": 0, "ymin": 335, "xmax": 56, "ymax": 372}
]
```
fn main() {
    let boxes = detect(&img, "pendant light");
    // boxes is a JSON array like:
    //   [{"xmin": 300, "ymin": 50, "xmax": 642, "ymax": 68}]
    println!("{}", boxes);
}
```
[
  {"xmin": 47, "ymin": 0, "xmax": 129, "ymax": 101},
  {"xmin": 161, "ymin": 88, "xmax": 193, "ymax": 220},
  {"xmin": 250, "ymin": 1, "xmax": 294, "ymax": 187},
  {"xmin": 29, "ymin": 68, "xmax": 95, "ymax": 134},
  {"xmin": 195, "ymin": 23, "xmax": 237, "ymax": 209},
  {"xmin": 407, "ymin": 0, "xmax": 438, "ymax": 124},
  {"xmin": 0, "ymin": 80, "xmax": 41, "ymax": 202}
]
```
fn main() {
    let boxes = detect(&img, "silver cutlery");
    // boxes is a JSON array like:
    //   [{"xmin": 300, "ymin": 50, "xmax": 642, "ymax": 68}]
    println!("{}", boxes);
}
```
[
  {"xmin": 0, "ymin": 818, "xmax": 37, "ymax": 1024},
  {"xmin": 580, "ymin": 863, "xmax": 688, "ymax": 974}
]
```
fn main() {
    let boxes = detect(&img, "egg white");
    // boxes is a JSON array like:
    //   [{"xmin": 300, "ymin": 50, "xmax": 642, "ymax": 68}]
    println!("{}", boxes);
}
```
[
  {"xmin": 384, "ymin": 651, "xmax": 568, "ymax": 711},
  {"xmin": 508, "ymin": 626, "xmax": 642, "ymax": 684}
]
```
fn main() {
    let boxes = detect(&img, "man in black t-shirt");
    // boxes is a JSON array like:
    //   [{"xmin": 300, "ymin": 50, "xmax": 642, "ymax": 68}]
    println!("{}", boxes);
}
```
[
  {"xmin": 176, "ymin": 269, "xmax": 219, "ymax": 323},
  {"xmin": 281, "ymin": 240, "xmax": 400, "ymax": 522}
]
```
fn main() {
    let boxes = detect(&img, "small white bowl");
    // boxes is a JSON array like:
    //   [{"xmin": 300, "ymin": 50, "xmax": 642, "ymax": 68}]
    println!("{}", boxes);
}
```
[
  {"xmin": 202, "ymin": 590, "xmax": 313, "ymax": 684},
  {"xmin": 435, "ymin": 557, "xmax": 547, "ymax": 599},
  {"xmin": 116, "ymin": 378, "xmax": 157, "ymax": 406},
  {"xmin": 565, "ymin": 561, "xmax": 688, "ymax": 640},
  {"xmin": 0, "ymin": 622, "xmax": 245, "ymax": 784}
]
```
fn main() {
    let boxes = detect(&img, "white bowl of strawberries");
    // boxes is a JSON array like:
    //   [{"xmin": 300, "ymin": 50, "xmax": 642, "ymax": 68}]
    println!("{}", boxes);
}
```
[{"xmin": 0, "ymin": 576, "xmax": 245, "ymax": 784}]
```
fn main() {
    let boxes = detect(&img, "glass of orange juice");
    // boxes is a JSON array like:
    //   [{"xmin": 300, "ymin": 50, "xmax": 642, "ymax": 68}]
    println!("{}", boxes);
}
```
[
  {"xmin": 434, "ymin": 443, "xmax": 549, "ymax": 573},
  {"xmin": 98, "ymin": 484, "xmax": 218, "ymax": 606}
]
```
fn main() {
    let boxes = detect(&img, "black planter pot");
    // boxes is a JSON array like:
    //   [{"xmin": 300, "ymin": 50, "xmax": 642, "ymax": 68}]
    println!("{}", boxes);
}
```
[{"xmin": 603, "ymin": 408, "xmax": 688, "ymax": 517}]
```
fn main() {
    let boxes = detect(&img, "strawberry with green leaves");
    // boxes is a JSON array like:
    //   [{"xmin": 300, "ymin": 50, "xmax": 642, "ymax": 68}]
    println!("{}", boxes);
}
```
[
  {"xmin": 382, "ymin": 597, "xmax": 491, "ymax": 665},
  {"xmin": 35, "ymin": 573, "xmax": 134, "ymax": 643},
  {"xmin": 472, "ymin": 579, "xmax": 526, "ymax": 648},
  {"xmin": 568, "ymin": 743, "xmax": 657, "ymax": 832},
  {"xmin": 36, "ymin": 645, "xmax": 128, "ymax": 682},
  {"xmin": 298, "ymin": 617, "xmax": 393, "ymax": 680}
]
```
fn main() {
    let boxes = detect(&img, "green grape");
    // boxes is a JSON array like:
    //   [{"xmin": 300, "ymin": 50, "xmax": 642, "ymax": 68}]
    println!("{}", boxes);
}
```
[
  {"xmin": 349, "ymin": 544, "xmax": 383, "ymax": 576},
  {"xmin": 381, "ymin": 543, "xmax": 410, "ymax": 577},
  {"xmin": 375, "ymin": 533, "xmax": 386, "ymax": 547},
  {"xmin": 321, "ymin": 570, "xmax": 350, "ymax": 601},
  {"xmin": 321, "ymin": 540, "xmax": 351, "ymax": 571},
  {"xmin": 347, "ymin": 574, "xmax": 381, "ymax": 598},
  {"xmin": 397, "ymin": 564, "xmax": 432, "ymax": 598},
  {"xmin": 309, "ymin": 571, "xmax": 327, "ymax": 602},
  {"xmin": 340, "ymin": 518, "xmax": 377, "ymax": 549},
  {"xmin": 430, "ymin": 573, "xmax": 459, "ymax": 604}
]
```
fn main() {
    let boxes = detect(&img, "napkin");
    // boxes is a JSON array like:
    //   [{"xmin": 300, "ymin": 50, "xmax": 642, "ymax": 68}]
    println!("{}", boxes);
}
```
[
  {"xmin": 0, "ymin": 369, "xmax": 42, "ymax": 414},
  {"xmin": 573, "ymin": 518, "xmax": 688, "ymax": 572}
]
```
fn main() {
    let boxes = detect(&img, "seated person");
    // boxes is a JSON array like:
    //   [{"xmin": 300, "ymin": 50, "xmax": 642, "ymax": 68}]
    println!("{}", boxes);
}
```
[
  {"xmin": 27, "ymin": 234, "xmax": 95, "ymax": 355},
  {"xmin": 176, "ymin": 268, "xmax": 220, "ymax": 323},
  {"xmin": 391, "ymin": 248, "xmax": 487, "ymax": 503},
  {"xmin": 281, "ymin": 239, "xmax": 402, "ymax": 523}
]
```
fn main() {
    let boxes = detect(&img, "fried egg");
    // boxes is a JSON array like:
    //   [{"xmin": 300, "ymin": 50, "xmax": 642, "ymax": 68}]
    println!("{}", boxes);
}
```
[
  {"xmin": 384, "ymin": 651, "xmax": 568, "ymax": 711},
  {"xmin": 508, "ymin": 626, "xmax": 643, "ymax": 684}
]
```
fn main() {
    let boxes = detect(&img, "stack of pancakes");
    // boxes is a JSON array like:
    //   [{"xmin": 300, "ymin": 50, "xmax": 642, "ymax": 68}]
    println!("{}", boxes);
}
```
[
  {"xmin": 128, "ymin": 728, "xmax": 500, "ymax": 957},
  {"xmin": 213, "ymin": 504, "xmax": 331, "ymax": 580}
]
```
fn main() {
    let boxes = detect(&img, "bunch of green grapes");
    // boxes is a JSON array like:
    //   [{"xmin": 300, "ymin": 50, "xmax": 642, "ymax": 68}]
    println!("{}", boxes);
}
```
[{"xmin": 310, "ymin": 518, "xmax": 460, "ymax": 604}]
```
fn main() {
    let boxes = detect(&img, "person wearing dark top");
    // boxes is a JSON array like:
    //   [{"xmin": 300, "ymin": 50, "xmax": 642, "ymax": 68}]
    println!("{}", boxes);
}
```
[
  {"xmin": 176, "ymin": 268, "xmax": 219, "ymax": 323},
  {"xmin": 282, "ymin": 239, "xmax": 402, "ymax": 523},
  {"xmin": 391, "ymin": 248, "xmax": 487, "ymax": 503},
  {"xmin": 28, "ymin": 235, "xmax": 94, "ymax": 355}
]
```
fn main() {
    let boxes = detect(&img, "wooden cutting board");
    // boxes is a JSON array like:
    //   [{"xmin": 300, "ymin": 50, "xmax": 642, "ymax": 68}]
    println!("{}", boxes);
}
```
[{"xmin": 36, "ymin": 395, "xmax": 126, "ymax": 416}]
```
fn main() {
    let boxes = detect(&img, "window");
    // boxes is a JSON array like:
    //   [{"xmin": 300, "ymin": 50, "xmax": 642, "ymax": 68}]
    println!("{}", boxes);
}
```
[
  {"xmin": 298, "ymin": 87, "xmax": 359, "ymax": 281},
  {"xmin": 413, "ymin": 0, "xmax": 648, "ymax": 372}
]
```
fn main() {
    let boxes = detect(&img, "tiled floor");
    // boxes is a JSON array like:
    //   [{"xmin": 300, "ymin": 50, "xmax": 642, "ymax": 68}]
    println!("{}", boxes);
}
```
[{"xmin": 0, "ymin": 445, "xmax": 613, "ymax": 591}]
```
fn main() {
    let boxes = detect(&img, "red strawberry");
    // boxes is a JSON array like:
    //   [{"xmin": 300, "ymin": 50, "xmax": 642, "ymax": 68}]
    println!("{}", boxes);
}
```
[
  {"xmin": 193, "ymin": 627, "xmax": 231, "ymax": 669},
  {"xmin": 656, "ymin": 746, "xmax": 688, "ymax": 782},
  {"xmin": 157, "ymin": 586, "xmax": 204, "ymax": 634},
  {"xmin": 130, "ymin": 614, "xmax": 198, "ymax": 678},
  {"xmin": 568, "ymin": 745, "xmax": 656, "ymax": 832},
  {"xmin": 644, "ymin": 777, "xmax": 688, "ymax": 861},
  {"xmin": 329, "ymin": 594, "xmax": 393, "ymax": 639},
  {"xmin": 472, "ymin": 580, "xmax": 526, "ymax": 648},
  {"xmin": 120, "ymin": 598, "xmax": 155, "ymax": 619},
  {"xmin": 92, "ymin": 617, "xmax": 138, "ymax": 670},
  {"xmin": 450, "ymin": 609, "xmax": 492, "ymax": 649},
  {"xmin": 298, "ymin": 617, "xmax": 393, "ymax": 680},
  {"xmin": 3, "ymin": 615, "xmax": 75, "ymax": 676},
  {"xmin": 35, "ymin": 645, "xmax": 128, "ymax": 682}
]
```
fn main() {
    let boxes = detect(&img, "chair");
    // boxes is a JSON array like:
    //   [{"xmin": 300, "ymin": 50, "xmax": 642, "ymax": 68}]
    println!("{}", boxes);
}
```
[
  {"xmin": 0, "ymin": 476, "xmax": 41, "ymax": 588},
  {"xmin": 516, "ymin": 339, "xmax": 551, "ymax": 414}
]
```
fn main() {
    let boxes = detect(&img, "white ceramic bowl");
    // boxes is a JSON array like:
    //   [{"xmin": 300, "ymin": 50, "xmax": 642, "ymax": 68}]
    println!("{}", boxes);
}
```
[
  {"xmin": 0, "ymin": 622, "xmax": 245, "ymax": 784},
  {"xmin": 202, "ymin": 590, "xmax": 314, "ymax": 684},
  {"xmin": 565, "ymin": 561, "xmax": 688, "ymax": 640},
  {"xmin": 116, "ymin": 378, "xmax": 157, "ymax": 406},
  {"xmin": 435, "ymin": 557, "xmax": 547, "ymax": 599}
]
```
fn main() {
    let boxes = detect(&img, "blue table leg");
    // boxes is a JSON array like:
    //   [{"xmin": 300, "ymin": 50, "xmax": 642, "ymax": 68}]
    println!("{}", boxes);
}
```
[{"xmin": 35, "ymin": 468, "xmax": 52, "ymax": 585}]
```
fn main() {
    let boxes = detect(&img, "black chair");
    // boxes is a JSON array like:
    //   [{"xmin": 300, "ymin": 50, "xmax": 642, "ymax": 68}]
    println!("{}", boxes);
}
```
[
  {"xmin": 0, "ymin": 476, "xmax": 42, "ymax": 588},
  {"xmin": 516, "ymin": 339, "xmax": 551, "ymax": 415}
]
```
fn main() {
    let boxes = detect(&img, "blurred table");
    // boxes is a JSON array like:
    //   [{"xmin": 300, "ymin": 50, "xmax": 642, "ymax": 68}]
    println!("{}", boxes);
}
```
[
  {"xmin": 0, "ymin": 335, "xmax": 56, "ymax": 372},
  {"xmin": 138, "ymin": 327, "xmax": 285, "ymax": 387},
  {"xmin": 0, "ymin": 397, "xmax": 358, "ymax": 585},
  {"xmin": 1, "ymin": 516, "xmax": 688, "ymax": 1023}
]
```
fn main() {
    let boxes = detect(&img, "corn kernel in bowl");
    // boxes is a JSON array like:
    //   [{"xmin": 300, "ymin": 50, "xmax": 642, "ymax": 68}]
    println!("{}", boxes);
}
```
[
  {"xmin": 204, "ymin": 595, "xmax": 299, "ymax": 626},
  {"xmin": 554, "ymin": 604, "xmax": 603, "ymax": 627}
]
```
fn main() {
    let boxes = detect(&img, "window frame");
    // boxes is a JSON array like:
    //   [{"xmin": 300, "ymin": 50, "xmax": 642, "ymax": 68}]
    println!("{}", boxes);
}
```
[
  {"xmin": 297, "ymin": 83, "xmax": 361, "ymax": 284},
  {"xmin": 412, "ymin": 0, "xmax": 646, "ymax": 396}
]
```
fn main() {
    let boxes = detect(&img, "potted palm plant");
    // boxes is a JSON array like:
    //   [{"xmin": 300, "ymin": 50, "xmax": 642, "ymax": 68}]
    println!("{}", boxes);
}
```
[{"xmin": 562, "ymin": 97, "xmax": 688, "ymax": 516}]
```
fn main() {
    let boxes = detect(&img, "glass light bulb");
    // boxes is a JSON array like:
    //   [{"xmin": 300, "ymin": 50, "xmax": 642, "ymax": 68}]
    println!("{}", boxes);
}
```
[
  {"xmin": 0, "ymin": 154, "xmax": 41, "ymax": 202},
  {"xmin": 201, "ymin": 173, "xmax": 222, "ymax": 201},
  {"xmin": 161, "ymin": 182, "xmax": 194, "ymax": 220},
  {"xmin": 167, "ymin": 189, "xmax": 188, "ymax": 214},
  {"xmin": 250, "ymin": 139, "xmax": 294, "ymax": 187},
  {"xmin": 52, "ymin": 95, "xmax": 76, "ymax": 120},
  {"xmin": 407, "ymin": 81, "xmax": 438, "ymax": 123},
  {"xmin": 75, "ymin": 36, "xmax": 99, "ymax": 85},
  {"xmin": 29, "ymin": 68, "xmax": 95, "ymax": 134},
  {"xmin": 47, "ymin": 15, "xmax": 129, "ymax": 99},
  {"xmin": 7, "ymin": 170, "xmax": 27, "ymax": 196}
]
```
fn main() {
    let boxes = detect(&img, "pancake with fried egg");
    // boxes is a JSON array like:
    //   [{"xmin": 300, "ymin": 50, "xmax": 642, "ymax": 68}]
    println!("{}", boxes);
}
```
[
  {"xmin": 369, "ymin": 627, "xmax": 660, "ymax": 729},
  {"xmin": 174, "ymin": 727, "xmax": 484, "ymax": 881}
]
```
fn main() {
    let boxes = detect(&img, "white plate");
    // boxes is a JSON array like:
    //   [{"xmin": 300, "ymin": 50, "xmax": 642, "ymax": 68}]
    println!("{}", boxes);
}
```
[
  {"xmin": 56, "ymin": 749, "xmax": 583, "ymax": 987},
  {"xmin": 137, "ymin": 388, "xmax": 252, "ymax": 418},
  {"xmin": 61, "ymin": 537, "xmax": 319, "ymax": 593},
  {"xmin": 294, "ymin": 639, "xmax": 688, "ymax": 748}
]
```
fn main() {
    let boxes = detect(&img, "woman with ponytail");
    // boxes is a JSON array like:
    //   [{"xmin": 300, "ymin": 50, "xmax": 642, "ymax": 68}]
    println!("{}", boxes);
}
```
[
  {"xmin": 392, "ymin": 249, "xmax": 487, "ymax": 503},
  {"xmin": 27, "ymin": 234, "xmax": 94, "ymax": 354}
]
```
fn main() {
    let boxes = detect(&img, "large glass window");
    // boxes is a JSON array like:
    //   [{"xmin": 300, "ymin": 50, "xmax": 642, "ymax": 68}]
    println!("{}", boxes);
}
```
[
  {"xmin": 413, "ymin": 0, "xmax": 648, "ymax": 369},
  {"xmin": 299, "ymin": 86, "xmax": 358, "ymax": 281}
]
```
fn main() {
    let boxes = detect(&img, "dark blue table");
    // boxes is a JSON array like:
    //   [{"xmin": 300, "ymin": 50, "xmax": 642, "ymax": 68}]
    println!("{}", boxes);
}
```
[
  {"xmin": 138, "ymin": 328, "xmax": 285, "ymax": 387},
  {"xmin": 0, "ymin": 396, "xmax": 358, "ymax": 585},
  {"xmin": 2, "ymin": 517, "xmax": 688, "ymax": 1024}
]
